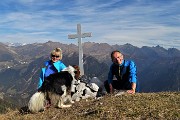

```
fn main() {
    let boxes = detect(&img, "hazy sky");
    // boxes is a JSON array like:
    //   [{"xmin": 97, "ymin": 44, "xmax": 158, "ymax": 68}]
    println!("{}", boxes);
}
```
[{"xmin": 0, "ymin": 0, "xmax": 180, "ymax": 49}]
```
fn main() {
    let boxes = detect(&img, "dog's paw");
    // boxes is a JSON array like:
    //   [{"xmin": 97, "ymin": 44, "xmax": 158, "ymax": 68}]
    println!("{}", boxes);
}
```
[
  {"xmin": 70, "ymin": 100, "xmax": 75, "ymax": 104},
  {"xmin": 60, "ymin": 104, "xmax": 72, "ymax": 108}
]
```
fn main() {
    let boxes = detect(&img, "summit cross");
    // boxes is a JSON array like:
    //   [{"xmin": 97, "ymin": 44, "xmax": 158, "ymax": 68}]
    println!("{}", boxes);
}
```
[{"xmin": 68, "ymin": 24, "xmax": 92, "ymax": 76}]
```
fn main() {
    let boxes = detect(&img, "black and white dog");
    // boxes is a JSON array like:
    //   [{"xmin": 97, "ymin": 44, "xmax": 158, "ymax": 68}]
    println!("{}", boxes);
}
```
[{"xmin": 28, "ymin": 65, "xmax": 80, "ymax": 113}]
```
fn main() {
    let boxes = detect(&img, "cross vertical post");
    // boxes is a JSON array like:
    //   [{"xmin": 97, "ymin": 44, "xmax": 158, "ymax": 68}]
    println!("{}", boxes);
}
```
[
  {"xmin": 77, "ymin": 24, "xmax": 84, "ymax": 76},
  {"xmin": 68, "ymin": 24, "xmax": 92, "ymax": 76}
]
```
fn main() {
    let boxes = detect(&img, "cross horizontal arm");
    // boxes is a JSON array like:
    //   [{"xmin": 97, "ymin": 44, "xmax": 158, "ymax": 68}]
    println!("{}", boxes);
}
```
[
  {"xmin": 82, "ymin": 32, "xmax": 92, "ymax": 38},
  {"xmin": 68, "ymin": 32, "xmax": 92, "ymax": 39},
  {"xmin": 68, "ymin": 34, "xmax": 78, "ymax": 39}
]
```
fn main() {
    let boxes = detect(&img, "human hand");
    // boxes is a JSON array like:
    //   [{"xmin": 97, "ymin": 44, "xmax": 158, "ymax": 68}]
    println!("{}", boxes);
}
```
[
  {"xmin": 109, "ymin": 84, "xmax": 114, "ymax": 94},
  {"xmin": 127, "ymin": 83, "xmax": 136, "ymax": 94},
  {"xmin": 127, "ymin": 89, "xmax": 135, "ymax": 94}
]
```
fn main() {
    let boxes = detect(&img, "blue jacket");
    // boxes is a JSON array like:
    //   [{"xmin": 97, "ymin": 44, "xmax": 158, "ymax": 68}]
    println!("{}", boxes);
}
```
[
  {"xmin": 38, "ymin": 60, "xmax": 66, "ymax": 89},
  {"xmin": 108, "ymin": 60, "xmax": 137, "ymax": 85}
]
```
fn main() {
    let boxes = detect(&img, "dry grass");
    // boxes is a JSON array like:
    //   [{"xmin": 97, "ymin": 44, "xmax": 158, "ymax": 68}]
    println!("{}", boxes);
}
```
[{"xmin": 0, "ymin": 92, "xmax": 179, "ymax": 120}]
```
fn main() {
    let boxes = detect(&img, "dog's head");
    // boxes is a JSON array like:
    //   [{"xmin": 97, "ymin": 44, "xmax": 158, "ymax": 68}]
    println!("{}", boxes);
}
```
[
  {"xmin": 72, "ymin": 65, "xmax": 80, "ymax": 80},
  {"xmin": 62, "ymin": 65, "xmax": 80, "ymax": 80}
]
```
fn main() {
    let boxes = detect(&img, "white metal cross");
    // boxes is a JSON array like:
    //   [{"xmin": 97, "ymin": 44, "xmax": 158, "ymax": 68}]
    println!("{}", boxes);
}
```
[{"xmin": 68, "ymin": 24, "xmax": 92, "ymax": 76}]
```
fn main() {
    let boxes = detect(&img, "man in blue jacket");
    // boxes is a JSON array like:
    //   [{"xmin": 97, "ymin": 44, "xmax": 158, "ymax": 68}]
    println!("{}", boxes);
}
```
[{"xmin": 104, "ymin": 50, "xmax": 138, "ymax": 94}]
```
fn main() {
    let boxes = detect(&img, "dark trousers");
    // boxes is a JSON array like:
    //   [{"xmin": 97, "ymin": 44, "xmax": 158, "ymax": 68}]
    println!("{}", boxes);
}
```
[{"xmin": 104, "ymin": 80, "xmax": 132, "ymax": 93}]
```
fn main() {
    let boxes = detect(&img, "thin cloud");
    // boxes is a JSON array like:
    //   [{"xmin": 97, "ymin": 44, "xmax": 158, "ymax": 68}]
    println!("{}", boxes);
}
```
[{"xmin": 0, "ymin": 0, "xmax": 179, "ymax": 49}]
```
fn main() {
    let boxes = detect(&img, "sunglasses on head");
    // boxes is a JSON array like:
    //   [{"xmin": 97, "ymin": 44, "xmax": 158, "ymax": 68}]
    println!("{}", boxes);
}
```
[{"xmin": 51, "ymin": 55, "xmax": 60, "ymax": 58}]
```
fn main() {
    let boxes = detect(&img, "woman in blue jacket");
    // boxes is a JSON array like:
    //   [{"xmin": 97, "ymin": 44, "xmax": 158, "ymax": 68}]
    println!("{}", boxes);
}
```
[
  {"xmin": 38, "ymin": 47, "xmax": 66, "ymax": 89},
  {"xmin": 104, "ymin": 50, "xmax": 138, "ymax": 94}
]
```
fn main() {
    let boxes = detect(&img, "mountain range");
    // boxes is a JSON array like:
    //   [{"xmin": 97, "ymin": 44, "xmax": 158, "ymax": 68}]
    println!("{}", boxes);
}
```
[{"xmin": 0, "ymin": 41, "xmax": 179, "ymax": 106}]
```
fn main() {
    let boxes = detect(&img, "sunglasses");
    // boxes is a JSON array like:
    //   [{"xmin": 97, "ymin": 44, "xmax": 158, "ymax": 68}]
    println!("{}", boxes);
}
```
[{"xmin": 51, "ymin": 55, "xmax": 60, "ymax": 58}]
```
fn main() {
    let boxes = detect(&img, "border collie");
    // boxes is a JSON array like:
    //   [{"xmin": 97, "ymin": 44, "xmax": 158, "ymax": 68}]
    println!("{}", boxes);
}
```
[{"xmin": 28, "ymin": 65, "xmax": 80, "ymax": 113}]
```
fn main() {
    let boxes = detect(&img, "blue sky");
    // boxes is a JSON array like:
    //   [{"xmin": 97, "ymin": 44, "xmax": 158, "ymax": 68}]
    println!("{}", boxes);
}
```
[{"xmin": 0, "ymin": 0, "xmax": 180, "ymax": 49}]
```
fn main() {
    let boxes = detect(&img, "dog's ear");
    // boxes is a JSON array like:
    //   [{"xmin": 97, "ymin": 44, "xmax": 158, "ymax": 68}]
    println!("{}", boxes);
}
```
[{"xmin": 72, "ymin": 65, "xmax": 80, "ymax": 80}]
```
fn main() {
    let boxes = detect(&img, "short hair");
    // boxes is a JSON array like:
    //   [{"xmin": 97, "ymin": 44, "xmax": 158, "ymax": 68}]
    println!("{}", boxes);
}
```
[
  {"xmin": 111, "ymin": 50, "xmax": 121, "ymax": 61},
  {"xmin": 50, "ymin": 48, "xmax": 62, "ymax": 60}
]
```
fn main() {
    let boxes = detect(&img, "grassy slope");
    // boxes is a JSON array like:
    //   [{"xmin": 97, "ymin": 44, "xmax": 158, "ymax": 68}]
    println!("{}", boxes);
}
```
[
  {"xmin": 0, "ymin": 99, "xmax": 15, "ymax": 114},
  {"xmin": 0, "ymin": 92, "xmax": 179, "ymax": 120}
]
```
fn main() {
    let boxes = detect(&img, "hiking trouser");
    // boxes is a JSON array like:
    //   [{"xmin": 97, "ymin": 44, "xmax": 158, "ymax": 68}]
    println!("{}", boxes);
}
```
[{"xmin": 104, "ymin": 80, "xmax": 132, "ymax": 93}]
